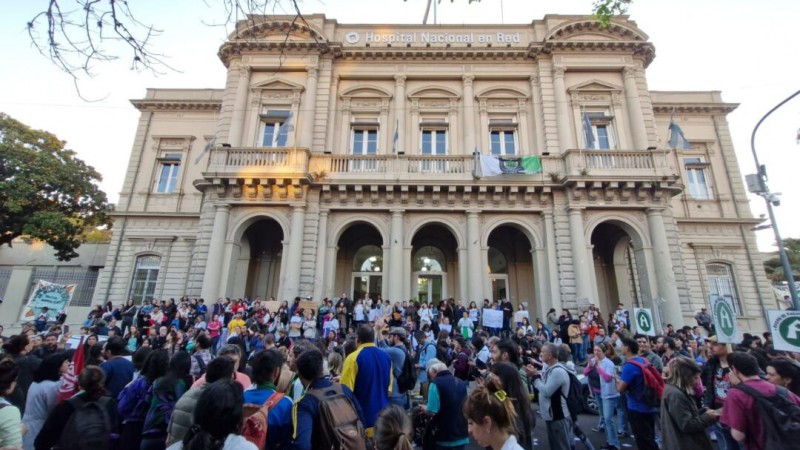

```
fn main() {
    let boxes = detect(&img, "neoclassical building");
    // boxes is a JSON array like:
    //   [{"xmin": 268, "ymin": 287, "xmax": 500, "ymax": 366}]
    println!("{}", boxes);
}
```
[{"xmin": 92, "ymin": 14, "xmax": 776, "ymax": 331}]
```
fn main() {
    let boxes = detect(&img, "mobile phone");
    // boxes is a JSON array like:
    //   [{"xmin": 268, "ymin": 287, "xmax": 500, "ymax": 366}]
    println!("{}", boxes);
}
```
[{"xmin": 63, "ymin": 325, "xmax": 70, "ymax": 334}]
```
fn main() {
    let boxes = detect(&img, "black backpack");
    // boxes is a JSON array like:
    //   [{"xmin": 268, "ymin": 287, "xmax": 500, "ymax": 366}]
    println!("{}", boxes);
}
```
[
  {"xmin": 194, "ymin": 354, "xmax": 207, "ymax": 377},
  {"xmin": 59, "ymin": 396, "xmax": 113, "ymax": 450},
  {"xmin": 553, "ymin": 366, "xmax": 584, "ymax": 418},
  {"xmin": 396, "ymin": 349, "xmax": 418, "ymax": 393},
  {"xmin": 732, "ymin": 383, "xmax": 800, "ymax": 448}
]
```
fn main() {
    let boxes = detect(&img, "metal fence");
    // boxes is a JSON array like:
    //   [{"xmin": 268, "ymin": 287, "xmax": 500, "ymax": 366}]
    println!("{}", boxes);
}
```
[{"xmin": 28, "ymin": 268, "xmax": 100, "ymax": 308}]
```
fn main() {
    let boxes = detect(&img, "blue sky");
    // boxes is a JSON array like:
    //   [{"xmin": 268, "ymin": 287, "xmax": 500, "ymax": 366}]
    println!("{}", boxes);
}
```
[{"xmin": 2, "ymin": 0, "xmax": 798, "ymax": 251}]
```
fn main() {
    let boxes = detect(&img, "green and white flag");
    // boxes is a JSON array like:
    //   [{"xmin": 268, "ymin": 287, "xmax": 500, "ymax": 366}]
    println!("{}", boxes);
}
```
[
  {"xmin": 634, "ymin": 307, "xmax": 656, "ymax": 336},
  {"xmin": 478, "ymin": 154, "xmax": 542, "ymax": 177}
]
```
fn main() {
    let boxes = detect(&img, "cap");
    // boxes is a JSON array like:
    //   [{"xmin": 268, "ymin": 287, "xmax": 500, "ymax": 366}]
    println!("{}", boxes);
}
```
[{"xmin": 389, "ymin": 327, "xmax": 407, "ymax": 337}]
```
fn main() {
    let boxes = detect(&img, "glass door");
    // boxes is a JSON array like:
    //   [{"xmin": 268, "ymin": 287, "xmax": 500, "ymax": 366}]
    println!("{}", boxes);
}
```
[
  {"xmin": 416, "ymin": 274, "xmax": 444, "ymax": 305},
  {"xmin": 490, "ymin": 275, "xmax": 508, "ymax": 303},
  {"xmin": 352, "ymin": 275, "xmax": 383, "ymax": 302}
]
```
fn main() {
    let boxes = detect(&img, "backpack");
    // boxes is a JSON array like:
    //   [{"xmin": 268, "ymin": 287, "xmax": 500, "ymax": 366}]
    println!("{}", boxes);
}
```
[
  {"xmin": 59, "ymin": 396, "xmax": 113, "ymax": 450},
  {"xmin": 625, "ymin": 358, "xmax": 665, "ymax": 408},
  {"xmin": 436, "ymin": 343, "xmax": 453, "ymax": 367},
  {"xmin": 116, "ymin": 377, "xmax": 151, "ymax": 423},
  {"xmin": 397, "ymin": 349, "xmax": 418, "ymax": 393},
  {"xmin": 553, "ymin": 366, "xmax": 583, "ymax": 417},
  {"xmin": 242, "ymin": 391, "xmax": 285, "ymax": 449},
  {"xmin": 306, "ymin": 383, "xmax": 367, "ymax": 450},
  {"xmin": 732, "ymin": 383, "xmax": 800, "ymax": 448},
  {"xmin": 193, "ymin": 354, "xmax": 207, "ymax": 377}
]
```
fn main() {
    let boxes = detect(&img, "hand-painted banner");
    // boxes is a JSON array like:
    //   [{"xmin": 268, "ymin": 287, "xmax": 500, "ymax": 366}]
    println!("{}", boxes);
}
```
[{"xmin": 21, "ymin": 280, "xmax": 75, "ymax": 322}]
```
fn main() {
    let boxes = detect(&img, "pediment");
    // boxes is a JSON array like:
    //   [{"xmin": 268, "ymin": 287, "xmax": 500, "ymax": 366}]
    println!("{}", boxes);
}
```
[
  {"xmin": 340, "ymin": 85, "xmax": 393, "ymax": 99},
  {"xmin": 253, "ymin": 78, "xmax": 305, "ymax": 92},
  {"xmin": 567, "ymin": 79, "xmax": 622, "ymax": 93},
  {"xmin": 233, "ymin": 19, "xmax": 328, "ymax": 43},
  {"xmin": 407, "ymin": 85, "xmax": 460, "ymax": 99},
  {"xmin": 546, "ymin": 19, "xmax": 648, "ymax": 42},
  {"xmin": 475, "ymin": 86, "xmax": 529, "ymax": 100}
]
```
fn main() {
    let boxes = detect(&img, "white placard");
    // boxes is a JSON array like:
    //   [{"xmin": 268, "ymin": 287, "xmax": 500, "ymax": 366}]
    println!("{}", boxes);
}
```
[
  {"xmin": 482, "ymin": 308, "xmax": 503, "ymax": 329},
  {"xmin": 767, "ymin": 310, "xmax": 800, "ymax": 352},
  {"xmin": 633, "ymin": 308, "xmax": 655, "ymax": 337},
  {"xmin": 514, "ymin": 310, "xmax": 529, "ymax": 323},
  {"xmin": 711, "ymin": 295, "xmax": 739, "ymax": 344}
]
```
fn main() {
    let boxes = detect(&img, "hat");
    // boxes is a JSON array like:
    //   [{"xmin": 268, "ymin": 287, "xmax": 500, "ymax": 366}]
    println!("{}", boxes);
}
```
[
  {"xmin": 707, "ymin": 335, "xmax": 718, "ymax": 343},
  {"xmin": 389, "ymin": 327, "xmax": 407, "ymax": 337}
]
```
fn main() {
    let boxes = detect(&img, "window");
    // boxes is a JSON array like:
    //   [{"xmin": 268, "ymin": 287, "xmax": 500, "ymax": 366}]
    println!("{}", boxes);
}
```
[
  {"xmin": 684, "ymin": 157, "xmax": 712, "ymax": 199},
  {"xmin": 413, "ymin": 246, "xmax": 446, "ymax": 272},
  {"xmin": 260, "ymin": 110, "xmax": 291, "ymax": 147},
  {"xmin": 584, "ymin": 112, "xmax": 616, "ymax": 150},
  {"xmin": 707, "ymin": 263, "xmax": 742, "ymax": 314},
  {"xmin": 489, "ymin": 120, "xmax": 518, "ymax": 155},
  {"xmin": 352, "ymin": 128, "xmax": 379, "ymax": 155},
  {"xmin": 154, "ymin": 153, "xmax": 181, "ymax": 193},
  {"xmin": 129, "ymin": 255, "xmax": 160, "ymax": 305}
]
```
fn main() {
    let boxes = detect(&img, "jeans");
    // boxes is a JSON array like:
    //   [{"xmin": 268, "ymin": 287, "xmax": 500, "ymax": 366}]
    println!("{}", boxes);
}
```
[
  {"xmin": 601, "ymin": 396, "xmax": 620, "ymax": 448},
  {"xmin": 571, "ymin": 343, "xmax": 584, "ymax": 363},
  {"xmin": 627, "ymin": 410, "xmax": 658, "ymax": 450},
  {"xmin": 711, "ymin": 423, "xmax": 742, "ymax": 450},
  {"xmin": 546, "ymin": 418, "xmax": 575, "ymax": 450},
  {"xmin": 617, "ymin": 393, "xmax": 630, "ymax": 434}
]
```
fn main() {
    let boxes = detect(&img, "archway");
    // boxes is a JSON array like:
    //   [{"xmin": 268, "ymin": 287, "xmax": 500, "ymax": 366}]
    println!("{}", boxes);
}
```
[
  {"xmin": 232, "ymin": 218, "xmax": 284, "ymax": 299},
  {"xmin": 590, "ymin": 222, "xmax": 649, "ymax": 317},
  {"xmin": 487, "ymin": 225, "xmax": 535, "ymax": 311},
  {"xmin": 411, "ymin": 224, "xmax": 459, "ymax": 306},
  {"xmin": 335, "ymin": 223, "xmax": 385, "ymax": 301}
]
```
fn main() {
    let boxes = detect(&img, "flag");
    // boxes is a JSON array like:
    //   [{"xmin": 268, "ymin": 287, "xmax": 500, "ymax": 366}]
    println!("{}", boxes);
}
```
[
  {"xmin": 478, "ymin": 154, "xmax": 542, "ymax": 177},
  {"xmin": 278, "ymin": 111, "xmax": 294, "ymax": 136},
  {"xmin": 58, "ymin": 336, "xmax": 85, "ymax": 402},
  {"xmin": 193, "ymin": 135, "xmax": 217, "ymax": 165},
  {"xmin": 668, "ymin": 113, "xmax": 691, "ymax": 149},
  {"xmin": 582, "ymin": 112, "xmax": 596, "ymax": 149},
  {"xmin": 392, "ymin": 120, "xmax": 399, "ymax": 153}
]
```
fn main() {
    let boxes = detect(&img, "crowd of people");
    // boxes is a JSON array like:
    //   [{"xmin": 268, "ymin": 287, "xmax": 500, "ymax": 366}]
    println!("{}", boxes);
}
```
[{"xmin": 0, "ymin": 294, "xmax": 798, "ymax": 450}]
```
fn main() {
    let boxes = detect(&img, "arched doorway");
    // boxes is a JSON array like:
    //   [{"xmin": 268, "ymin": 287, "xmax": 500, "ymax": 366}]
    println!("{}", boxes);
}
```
[
  {"xmin": 234, "ymin": 219, "xmax": 284, "ymax": 299},
  {"xmin": 590, "ymin": 222, "xmax": 649, "ymax": 316},
  {"xmin": 335, "ymin": 223, "xmax": 384, "ymax": 302},
  {"xmin": 411, "ymin": 224, "xmax": 459, "ymax": 305},
  {"xmin": 487, "ymin": 225, "xmax": 534, "ymax": 310}
]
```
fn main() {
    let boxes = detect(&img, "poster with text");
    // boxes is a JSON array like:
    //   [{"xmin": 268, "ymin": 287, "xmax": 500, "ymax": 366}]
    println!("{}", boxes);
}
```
[
  {"xmin": 482, "ymin": 308, "xmax": 503, "ymax": 329},
  {"xmin": 21, "ymin": 280, "xmax": 75, "ymax": 322},
  {"xmin": 767, "ymin": 310, "xmax": 800, "ymax": 352}
]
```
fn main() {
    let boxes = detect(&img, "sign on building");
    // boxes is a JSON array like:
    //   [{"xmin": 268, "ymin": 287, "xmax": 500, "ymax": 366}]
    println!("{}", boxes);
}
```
[
  {"xmin": 634, "ymin": 308, "xmax": 656, "ymax": 336},
  {"xmin": 711, "ymin": 295, "xmax": 739, "ymax": 344},
  {"xmin": 767, "ymin": 310, "xmax": 800, "ymax": 352}
]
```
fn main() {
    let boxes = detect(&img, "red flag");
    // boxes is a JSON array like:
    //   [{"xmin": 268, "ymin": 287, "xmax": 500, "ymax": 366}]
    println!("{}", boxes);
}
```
[{"xmin": 58, "ymin": 336, "xmax": 86, "ymax": 402}]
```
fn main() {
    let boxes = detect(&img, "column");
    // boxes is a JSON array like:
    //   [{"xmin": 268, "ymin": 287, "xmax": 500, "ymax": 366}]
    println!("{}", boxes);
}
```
[
  {"xmin": 394, "ymin": 75, "xmax": 406, "ymax": 153},
  {"xmin": 300, "ymin": 66, "xmax": 319, "ymax": 149},
  {"xmin": 466, "ymin": 210, "xmax": 484, "ymax": 299},
  {"xmin": 281, "ymin": 206, "xmax": 306, "ymax": 301},
  {"xmin": 553, "ymin": 66, "xmax": 575, "ymax": 151},
  {"xmin": 324, "ymin": 75, "xmax": 339, "ymax": 153},
  {"xmin": 647, "ymin": 208, "xmax": 683, "ymax": 326},
  {"xmin": 529, "ymin": 75, "xmax": 547, "ymax": 153},
  {"xmin": 517, "ymin": 101, "xmax": 530, "ymax": 153},
  {"xmin": 623, "ymin": 66, "xmax": 649, "ymax": 150},
  {"xmin": 389, "ymin": 210, "xmax": 404, "ymax": 301},
  {"xmin": 227, "ymin": 65, "xmax": 250, "ymax": 147},
  {"xmin": 313, "ymin": 210, "xmax": 329, "ymax": 301},
  {"xmin": 380, "ymin": 102, "xmax": 390, "ymax": 153},
  {"xmin": 3, "ymin": 266, "xmax": 35, "ymax": 320},
  {"xmin": 543, "ymin": 211, "xmax": 561, "ymax": 310},
  {"xmin": 462, "ymin": 75, "xmax": 475, "ymax": 153},
  {"xmin": 568, "ymin": 207, "xmax": 593, "ymax": 302},
  {"xmin": 479, "ymin": 102, "xmax": 489, "ymax": 152},
  {"xmin": 339, "ymin": 101, "xmax": 351, "ymax": 155},
  {"xmin": 410, "ymin": 102, "xmax": 419, "ymax": 153},
  {"xmin": 324, "ymin": 245, "xmax": 338, "ymax": 297},
  {"xmin": 201, "ymin": 204, "xmax": 231, "ymax": 301}
]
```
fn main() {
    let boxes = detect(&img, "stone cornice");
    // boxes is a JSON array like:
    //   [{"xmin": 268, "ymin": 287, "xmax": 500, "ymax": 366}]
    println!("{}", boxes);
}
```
[
  {"xmin": 537, "ymin": 40, "xmax": 655, "ymax": 67},
  {"xmin": 218, "ymin": 41, "xmax": 331, "ymax": 67},
  {"xmin": 130, "ymin": 99, "xmax": 222, "ymax": 112},
  {"xmin": 337, "ymin": 46, "xmax": 531, "ymax": 61},
  {"xmin": 676, "ymin": 217, "xmax": 763, "ymax": 225},
  {"xmin": 653, "ymin": 103, "xmax": 739, "ymax": 114}
]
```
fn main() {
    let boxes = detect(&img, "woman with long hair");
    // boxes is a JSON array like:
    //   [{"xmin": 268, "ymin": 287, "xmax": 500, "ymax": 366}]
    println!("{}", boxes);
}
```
[
  {"xmin": 463, "ymin": 376, "xmax": 523, "ymax": 450},
  {"xmin": 489, "ymin": 362, "xmax": 534, "ymax": 450},
  {"xmin": 124, "ymin": 325, "xmax": 143, "ymax": 354},
  {"xmin": 766, "ymin": 357, "xmax": 800, "ymax": 396},
  {"xmin": 118, "ymin": 349, "xmax": 169, "ymax": 450},
  {"xmin": 586, "ymin": 344, "xmax": 620, "ymax": 450},
  {"xmin": 167, "ymin": 379, "xmax": 254, "ymax": 450},
  {"xmin": 660, "ymin": 358, "xmax": 719, "ymax": 450},
  {"xmin": 22, "ymin": 351, "xmax": 73, "ymax": 450},
  {"xmin": 374, "ymin": 404, "xmax": 414, "ymax": 450},
  {"xmin": 0, "ymin": 357, "xmax": 22, "ymax": 448},
  {"xmin": 34, "ymin": 366, "xmax": 119, "ymax": 450},
  {"xmin": 141, "ymin": 351, "xmax": 192, "ymax": 450}
]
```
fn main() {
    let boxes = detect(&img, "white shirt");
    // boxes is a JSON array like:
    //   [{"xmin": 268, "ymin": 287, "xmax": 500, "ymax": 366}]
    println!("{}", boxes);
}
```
[
  {"xmin": 167, "ymin": 434, "xmax": 257, "ymax": 450},
  {"xmin": 500, "ymin": 435, "xmax": 524, "ymax": 450}
]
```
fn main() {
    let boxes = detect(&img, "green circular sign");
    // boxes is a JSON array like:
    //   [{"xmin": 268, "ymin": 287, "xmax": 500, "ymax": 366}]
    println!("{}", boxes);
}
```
[
  {"xmin": 778, "ymin": 316, "xmax": 800, "ymax": 348},
  {"xmin": 714, "ymin": 300, "xmax": 736, "ymax": 338},
  {"xmin": 636, "ymin": 310, "xmax": 652, "ymax": 332}
]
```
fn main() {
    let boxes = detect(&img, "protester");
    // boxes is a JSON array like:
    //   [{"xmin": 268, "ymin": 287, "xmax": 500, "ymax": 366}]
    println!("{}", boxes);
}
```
[
  {"xmin": 100, "ymin": 335, "xmax": 135, "ymax": 398},
  {"xmin": 0, "ymin": 357, "xmax": 22, "ymax": 448},
  {"xmin": 660, "ymin": 357, "xmax": 719, "ymax": 450},
  {"xmin": 420, "ymin": 361, "xmax": 469, "ymax": 450},
  {"xmin": 141, "ymin": 351, "xmax": 193, "ymax": 450},
  {"xmin": 374, "ymin": 404, "xmax": 414, "ymax": 450},
  {"xmin": 341, "ymin": 324, "xmax": 392, "ymax": 437},
  {"xmin": 21, "ymin": 351, "xmax": 72, "ymax": 450},
  {"xmin": 464, "ymin": 376, "xmax": 524, "ymax": 450},
  {"xmin": 191, "ymin": 344, "xmax": 251, "ymax": 389},
  {"xmin": 490, "ymin": 362, "xmax": 534, "ymax": 450},
  {"xmin": 528, "ymin": 343, "xmax": 573, "ymax": 450},
  {"xmin": 617, "ymin": 337, "xmax": 659, "ymax": 450},
  {"xmin": 242, "ymin": 349, "xmax": 293, "ymax": 450},
  {"xmin": 765, "ymin": 357, "xmax": 800, "ymax": 396}
]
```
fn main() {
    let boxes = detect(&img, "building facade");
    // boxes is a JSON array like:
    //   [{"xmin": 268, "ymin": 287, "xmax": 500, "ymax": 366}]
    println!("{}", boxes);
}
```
[{"xmin": 92, "ymin": 14, "xmax": 775, "ymax": 330}]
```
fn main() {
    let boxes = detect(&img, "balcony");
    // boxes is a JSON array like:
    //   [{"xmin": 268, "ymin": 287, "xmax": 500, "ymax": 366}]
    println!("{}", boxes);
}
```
[
  {"xmin": 563, "ymin": 149, "xmax": 673, "ymax": 179},
  {"xmin": 206, "ymin": 147, "xmax": 311, "ymax": 179}
]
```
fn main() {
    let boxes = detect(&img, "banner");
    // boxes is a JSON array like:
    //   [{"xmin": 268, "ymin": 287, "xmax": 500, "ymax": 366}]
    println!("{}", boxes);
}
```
[
  {"xmin": 478, "ymin": 154, "xmax": 542, "ymax": 177},
  {"xmin": 711, "ymin": 295, "xmax": 739, "ymax": 344},
  {"xmin": 633, "ymin": 308, "xmax": 656, "ymax": 337},
  {"xmin": 482, "ymin": 308, "xmax": 503, "ymax": 329},
  {"xmin": 767, "ymin": 310, "xmax": 800, "ymax": 352},
  {"xmin": 514, "ymin": 310, "xmax": 529, "ymax": 324},
  {"xmin": 20, "ymin": 280, "xmax": 75, "ymax": 322}
]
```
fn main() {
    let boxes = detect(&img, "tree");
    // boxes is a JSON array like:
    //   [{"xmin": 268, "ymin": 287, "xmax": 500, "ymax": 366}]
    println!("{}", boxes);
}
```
[
  {"xmin": 0, "ymin": 113, "xmax": 112, "ymax": 260},
  {"xmin": 764, "ymin": 238, "xmax": 800, "ymax": 282},
  {"xmin": 27, "ymin": 0, "xmax": 631, "ymax": 79}
]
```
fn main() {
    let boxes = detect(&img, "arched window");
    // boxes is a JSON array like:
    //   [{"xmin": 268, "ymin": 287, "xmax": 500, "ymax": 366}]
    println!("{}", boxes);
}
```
[
  {"xmin": 706, "ymin": 263, "xmax": 742, "ymax": 313},
  {"xmin": 353, "ymin": 245, "xmax": 383, "ymax": 273},
  {"xmin": 413, "ymin": 246, "xmax": 446, "ymax": 272},
  {"xmin": 487, "ymin": 247, "xmax": 508, "ymax": 274},
  {"xmin": 129, "ymin": 255, "xmax": 160, "ymax": 304}
]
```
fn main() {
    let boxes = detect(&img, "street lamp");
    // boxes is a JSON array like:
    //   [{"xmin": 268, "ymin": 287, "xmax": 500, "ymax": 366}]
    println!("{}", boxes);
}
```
[{"xmin": 747, "ymin": 89, "xmax": 800, "ymax": 310}]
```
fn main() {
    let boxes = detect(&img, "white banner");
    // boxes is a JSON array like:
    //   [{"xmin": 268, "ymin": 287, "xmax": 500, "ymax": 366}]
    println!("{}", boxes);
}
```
[
  {"xmin": 482, "ymin": 308, "xmax": 503, "ymax": 329},
  {"xmin": 514, "ymin": 310, "xmax": 529, "ymax": 323},
  {"xmin": 711, "ymin": 295, "xmax": 739, "ymax": 344},
  {"xmin": 633, "ymin": 308, "xmax": 656, "ymax": 336},
  {"xmin": 767, "ymin": 310, "xmax": 800, "ymax": 352}
]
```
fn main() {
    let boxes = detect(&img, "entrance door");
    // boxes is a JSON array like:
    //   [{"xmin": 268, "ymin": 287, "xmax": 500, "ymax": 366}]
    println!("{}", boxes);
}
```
[
  {"xmin": 490, "ymin": 275, "xmax": 508, "ymax": 303},
  {"xmin": 352, "ymin": 274, "xmax": 383, "ymax": 302},
  {"xmin": 415, "ymin": 273, "xmax": 445, "ymax": 305}
]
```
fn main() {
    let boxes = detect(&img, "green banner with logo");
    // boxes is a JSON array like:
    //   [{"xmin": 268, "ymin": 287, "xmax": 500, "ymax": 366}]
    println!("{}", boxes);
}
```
[
  {"xmin": 767, "ymin": 310, "xmax": 800, "ymax": 352},
  {"xmin": 711, "ymin": 295, "xmax": 739, "ymax": 344},
  {"xmin": 633, "ymin": 307, "xmax": 655, "ymax": 337}
]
